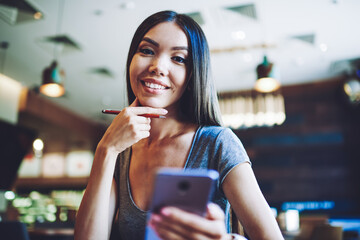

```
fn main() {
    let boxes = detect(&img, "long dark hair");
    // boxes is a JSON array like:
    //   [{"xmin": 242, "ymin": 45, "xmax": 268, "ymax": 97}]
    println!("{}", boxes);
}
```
[{"xmin": 126, "ymin": 10, "xmax": 222, "ymax": 126}]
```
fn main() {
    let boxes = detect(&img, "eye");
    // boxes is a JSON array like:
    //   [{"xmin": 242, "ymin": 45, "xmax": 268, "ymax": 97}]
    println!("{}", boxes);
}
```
[
  {"xmin": 139, "ymin": 48, "xmax": 154, "ymax": 55},
  {"xmin": 172, "ymin": 56, "xmax": 187, "ymax": 64}
]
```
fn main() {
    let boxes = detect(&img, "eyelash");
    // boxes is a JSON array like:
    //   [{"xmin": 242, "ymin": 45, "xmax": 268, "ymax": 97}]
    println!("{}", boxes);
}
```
[
  {"xmin": 138, "ymin": 47, "xmax": 187, "ymax": 64},
  {"xmin": 172, "ymin": 56, "xmax": 187, "ymax": 64},
  {"xmin": 139, "ymin": 48, "xmax": 154, "ymax": 55}
]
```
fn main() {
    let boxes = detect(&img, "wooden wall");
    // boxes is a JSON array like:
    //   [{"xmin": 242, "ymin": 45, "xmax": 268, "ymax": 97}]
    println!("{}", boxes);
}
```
[
  {"xmin": 18, "ymin": 89, "xmax": 106, "ymax": 153},
  {"xmin": 232, "ymin": 76, "xmax": 360, "ymax": 215}
]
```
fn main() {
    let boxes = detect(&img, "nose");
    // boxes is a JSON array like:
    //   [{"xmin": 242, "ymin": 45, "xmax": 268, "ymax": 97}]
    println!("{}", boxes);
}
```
[{"xmin": 148, "ymin": 56, "xmax": 169, "ymax": 76}]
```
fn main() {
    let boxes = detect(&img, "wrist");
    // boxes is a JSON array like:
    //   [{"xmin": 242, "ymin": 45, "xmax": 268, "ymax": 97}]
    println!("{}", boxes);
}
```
[
  {"xmin": 93, "ymin": 144, "xmax": 119, "ymax": 168},
  {"xmin": 96, "ymin": 138, "xmax": 121, "ymax": 155}
]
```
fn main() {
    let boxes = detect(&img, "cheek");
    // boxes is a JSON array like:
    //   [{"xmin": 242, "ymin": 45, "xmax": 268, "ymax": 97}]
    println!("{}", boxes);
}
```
[
  {"xmin": 174, "ymin": 68, "xmax": 188, "ymax": 90},
  {"xmin": 129, "ymin": 60, "xmax": 139, "ymax": 94},
  {"xmin": 129, "ymin": 57, "xmax": 141, "ymax": 80},
  {"xmin": 130, "ymin": 56, "xmax": 150, "ymax": 79},
  {"xmin": 129, "ymin": 57, "xmax": 138, "ymax": 77}
]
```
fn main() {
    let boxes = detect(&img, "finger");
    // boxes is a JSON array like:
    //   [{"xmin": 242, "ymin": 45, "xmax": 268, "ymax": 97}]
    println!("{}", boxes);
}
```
[
  {"xmin": 156, "ymin": 226, "xmax": 183, "ymax": 240},
  {"xmin": 111, "ymin": 111, "xmax": 147, "ymax": 127},
  {"xmin": 127, "ymin": 98, "xmax": 168, "ymax": 116},
  {"xmin": 206, "ymin": 203, "xmax": 225, "ymax": 221},
  {"xmin": 136, "ymin": 131, "xmax": 150, "ymax": 140},
  {"xmin": 150, "ymin": 214, "xmax": 197, "ymax": 240},
  {"xmin": 129, "ymin": 98, "xmax": 165, "ymax": 116},
  {"xmin": 134, "ymin": 115, "xmax": 152, "ymax": 124},
  {"xmin": 128, "ymin": 127, "xmax": 150, "ymax": 142},
  {"xmin": 132, "ymin": 106, "xmax": 168, "ymax": 116},
  {"xmin": 156, "ymin": 226, "xmax": 204, "ymax": 240},
  {"xmin": 159, "ymin": 207, "xmax": 224, "ymax": 238},
  {"xmin": 122, "ymin": 106, "xmax": 167, "ymax": 118},
  {"xmin": 130, "ymin": 120, "xmax": 151, "ymax": 134},
  {"xmin": 136, "ymin": 121, "xmax": 151, "ymax": 131}
]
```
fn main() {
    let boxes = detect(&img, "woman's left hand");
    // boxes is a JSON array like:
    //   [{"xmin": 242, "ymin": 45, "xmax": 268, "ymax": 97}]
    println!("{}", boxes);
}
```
[{"xmin": 149, "ymin": 203, "xmax": 231, "ymax": 240}]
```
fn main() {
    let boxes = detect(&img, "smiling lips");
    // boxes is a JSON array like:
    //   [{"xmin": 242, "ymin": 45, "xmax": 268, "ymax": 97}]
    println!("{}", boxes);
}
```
[
  {"xmin": 144, "ymin": 81, "xmax": 166, "ymax": 90},
  {"xmin": 141, "ymin": 79, "xmax": 169, "ymax": 92}
]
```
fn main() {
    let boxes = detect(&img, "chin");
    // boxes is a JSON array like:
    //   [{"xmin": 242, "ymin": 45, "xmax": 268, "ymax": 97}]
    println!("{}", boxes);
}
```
[{"xmin": 138, "ymin": 99, "xmax": 166, "ymax": 108}]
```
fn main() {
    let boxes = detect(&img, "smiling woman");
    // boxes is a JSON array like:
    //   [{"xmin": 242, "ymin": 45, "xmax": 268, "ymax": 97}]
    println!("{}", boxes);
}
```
[{"xmin": 74, "ymin": 10, "xmax": 283, "ymax": 240}]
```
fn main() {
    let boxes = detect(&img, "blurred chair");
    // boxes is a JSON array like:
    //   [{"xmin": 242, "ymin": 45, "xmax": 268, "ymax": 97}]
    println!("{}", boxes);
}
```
[
  {"xmin": 0, "ymin": 221, "xmax": 30, "ymax": 240},
  {"xmin": 296, "ymin": 215, "xmax": 329, "ymax": 240},
  {"xmin": 311, "ymin": 224, "xmax": 343, "ymax": 240}
]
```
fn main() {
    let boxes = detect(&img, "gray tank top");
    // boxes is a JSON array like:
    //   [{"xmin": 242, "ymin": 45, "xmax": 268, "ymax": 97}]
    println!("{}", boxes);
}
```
[{"xmin": 111, "ymin": 126, "xmax": 250, "ymax": 240}]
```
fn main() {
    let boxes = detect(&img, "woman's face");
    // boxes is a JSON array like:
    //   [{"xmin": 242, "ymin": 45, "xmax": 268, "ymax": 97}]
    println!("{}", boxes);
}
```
[{"xmin": 129, "ymin": 22, "xmax": 189, "ymax": 109}]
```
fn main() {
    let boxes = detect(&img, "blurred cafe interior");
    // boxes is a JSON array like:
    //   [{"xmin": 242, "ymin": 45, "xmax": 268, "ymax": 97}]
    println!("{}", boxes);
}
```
[{"xmin": 1, "ymin": 0, "xmax": 360, "ymax": 239}]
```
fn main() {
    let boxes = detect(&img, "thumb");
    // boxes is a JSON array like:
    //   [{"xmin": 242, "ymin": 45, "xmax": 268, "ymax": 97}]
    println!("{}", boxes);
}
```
[{"xmin": 206, "ymin": 203, "xmax": 225, "ymax": 221}]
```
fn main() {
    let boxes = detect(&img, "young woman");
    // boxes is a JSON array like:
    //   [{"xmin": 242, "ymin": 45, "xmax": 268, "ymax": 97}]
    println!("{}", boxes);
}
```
[{"xmin": 74, "ymin": 10, "xmax": 284, "ymax": 240}]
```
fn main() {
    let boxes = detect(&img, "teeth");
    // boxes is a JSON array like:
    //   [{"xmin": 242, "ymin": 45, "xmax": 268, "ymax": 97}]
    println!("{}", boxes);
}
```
[{"xmin": 144, "ymin": 82, "xmax": 166, "ymax": 89}]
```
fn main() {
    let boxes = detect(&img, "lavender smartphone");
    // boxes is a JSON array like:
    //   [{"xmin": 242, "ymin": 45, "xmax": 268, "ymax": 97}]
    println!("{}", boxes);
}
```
[{"xmin": 145, "ymin": 168, "xmax": 219, "ymax": 240}]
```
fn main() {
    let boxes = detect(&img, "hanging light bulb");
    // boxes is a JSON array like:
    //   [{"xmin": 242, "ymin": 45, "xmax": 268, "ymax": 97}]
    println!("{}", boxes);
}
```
[
  {"xmin": 40, "ymin": 61, "xmax": 65, "ymax": 97},
  {"xmin": 255, "ymin": 56, "xmax": 281, "ymax": 93}
]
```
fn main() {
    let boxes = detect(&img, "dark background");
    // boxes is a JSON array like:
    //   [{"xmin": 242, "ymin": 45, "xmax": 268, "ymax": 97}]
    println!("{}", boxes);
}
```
[{"xmin": 233, "ymin": 76, "xmax": 360, "ymax": 217}]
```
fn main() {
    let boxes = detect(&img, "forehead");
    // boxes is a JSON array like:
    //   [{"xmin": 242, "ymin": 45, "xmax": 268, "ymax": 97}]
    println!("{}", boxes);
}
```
[{"xmin": 143, "ymin": 22, "xmax": 188, "ymax": 47}]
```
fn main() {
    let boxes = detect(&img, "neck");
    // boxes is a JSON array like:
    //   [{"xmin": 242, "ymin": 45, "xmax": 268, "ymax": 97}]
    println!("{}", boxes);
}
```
[{"xmin": 149, "ymin": 114, "xmax": 195, "ymax": 140}]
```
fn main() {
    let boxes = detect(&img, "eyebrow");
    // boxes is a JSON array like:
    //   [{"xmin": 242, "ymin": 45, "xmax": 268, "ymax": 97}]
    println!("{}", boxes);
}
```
[{"xmin": 142, "ymin": 37, "xmax": 188, "ymax": 51}]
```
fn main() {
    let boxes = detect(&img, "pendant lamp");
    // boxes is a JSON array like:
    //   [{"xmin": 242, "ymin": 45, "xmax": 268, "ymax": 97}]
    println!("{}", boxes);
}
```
[
  {"xmin": 40, "ymin": 60, "xmax": 65, "ymax": 97},
  {"xmin": 343, "ymin": 70, "xmax": 360, "ymax": 105},
  {"xmin": 40, "ymin": 0, "xmax": 66, "ymax": 98},
  {"xmin": 255, "ymin": 55, "xmax": 280, "ymax": 93}
]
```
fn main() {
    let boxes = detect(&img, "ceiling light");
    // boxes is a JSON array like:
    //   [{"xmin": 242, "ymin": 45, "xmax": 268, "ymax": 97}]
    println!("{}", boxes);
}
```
[
  {"xmin": 33, "ymin": 138, "xmax": 44, "ymax": 151},
  {"xmin": 40, "ymin": 0, "xmax": 66, "ymax": 98},
  {"xmin": 319, "ymin": 43, "xmax": 328, "ymax": 52},
  {"xmin": 231, "ymin": 30, "xmax": 246, "ymax": 40},
  {"xmin": 4, "ymin": 191, "xmax": 15, "ymax": 200},
  {"xmin": 120, "ymin": 1, "xmax": 135, "ymax": 9},
  {"xmin": 0, "ymin": 0, "xmax": 44, "ymax": 25},
  {"xmin": 33, "ymin": 12, "xmax": 43, "ymax": 20},
  {"xmin": 255, "ymin": 56, "xmax": 281, "ymax": 93},
  {"xmin": 219, "ymin": 93, "xmax": 286, "ymax": 129},
  {"xmin": 343, "ymin": 73, "xmax": 360, "ymax": 104},
  {"xmin": 40, "ymin": 61, "xmax": 65, "ymax": 98}
]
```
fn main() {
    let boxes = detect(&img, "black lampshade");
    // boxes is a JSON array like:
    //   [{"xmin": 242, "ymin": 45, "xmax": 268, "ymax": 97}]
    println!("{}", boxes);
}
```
[
  {"xmin": 255, "ymin": 56, "xmax": 280, "ymax": 93},
  {"xmin": 40, "ymin": 61, "xmax": 65, "ymax": 97}
]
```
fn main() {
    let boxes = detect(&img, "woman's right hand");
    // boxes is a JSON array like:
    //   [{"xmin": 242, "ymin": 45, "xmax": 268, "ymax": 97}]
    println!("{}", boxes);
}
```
[
  {"xmin": 98, "ymin": 98, "xmax": 167, "ymax": 154},
  {"xmin": 75, "ymin": 99, "xmax": 164, "ymax": 240}
]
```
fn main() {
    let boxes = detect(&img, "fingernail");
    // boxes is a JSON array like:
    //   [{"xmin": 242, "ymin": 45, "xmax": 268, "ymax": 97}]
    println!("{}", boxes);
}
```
[
  {"xmin": 160, "ymin": 207, "xmax": 171, "ymax": 216},
  {"xmin": 151, "ymin": 214, "xmax": 161, "ymax": 222}
]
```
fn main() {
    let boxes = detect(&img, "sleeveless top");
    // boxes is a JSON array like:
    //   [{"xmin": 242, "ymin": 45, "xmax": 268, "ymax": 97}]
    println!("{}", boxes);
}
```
[{"xmin": 111, "ymin": 126, "xmax": 250, "ymax": 240}]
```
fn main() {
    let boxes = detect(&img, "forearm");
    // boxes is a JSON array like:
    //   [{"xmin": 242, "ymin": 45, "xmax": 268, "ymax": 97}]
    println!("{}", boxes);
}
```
[
  {"xmin": 239, "ymin": 203, "xmax": 283, "ymax": 240},
  {"xmin": 74, "ymin": 147, "xmax": 118, "ymax": 240}
]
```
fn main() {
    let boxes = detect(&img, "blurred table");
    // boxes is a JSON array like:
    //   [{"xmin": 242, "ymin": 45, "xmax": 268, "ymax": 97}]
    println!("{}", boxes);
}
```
[{"xmin": 28, "ymin": 228, "xmax": 73, "ymax": 240}]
